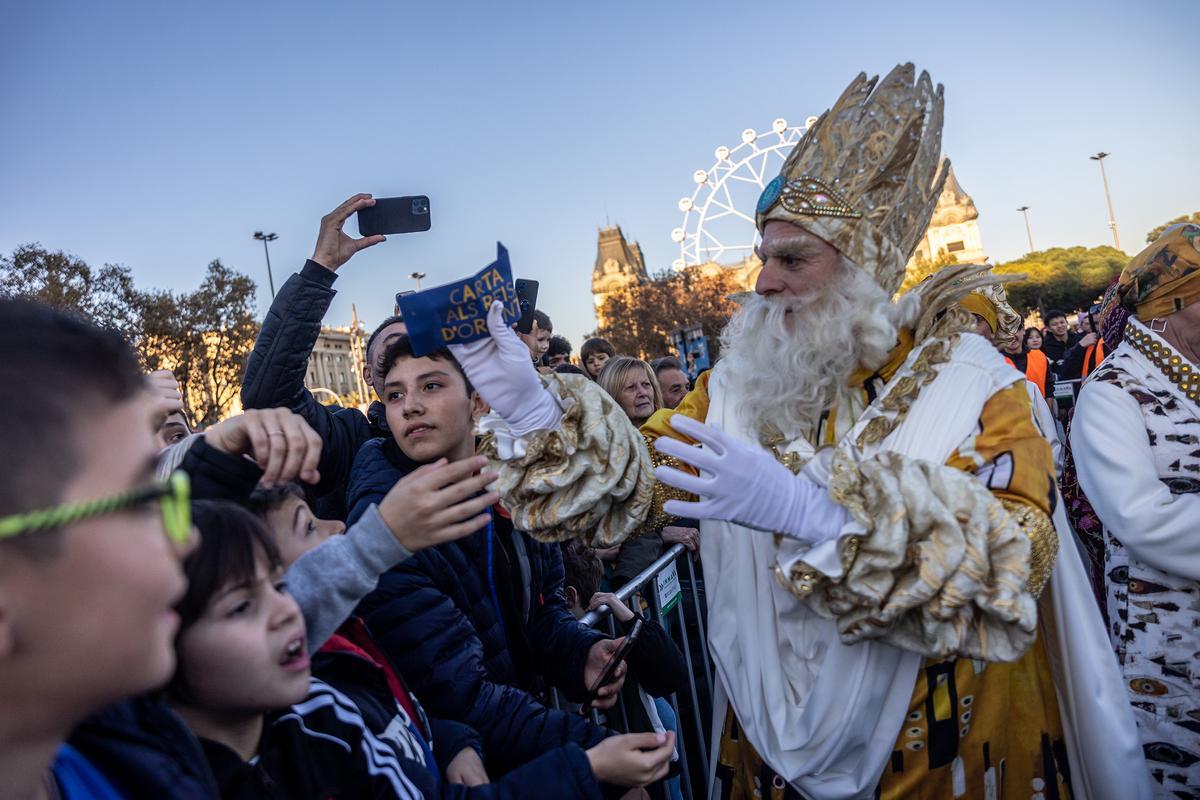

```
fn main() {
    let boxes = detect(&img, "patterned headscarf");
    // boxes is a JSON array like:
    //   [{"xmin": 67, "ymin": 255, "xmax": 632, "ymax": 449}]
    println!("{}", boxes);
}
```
[
  {"xmin": 1118, "ymin": 223, "xmax": 1200, "ymax": 320},
  {"xmin": 1096, "ymin": 277, "xmax": 1130, "ymax": 350}
]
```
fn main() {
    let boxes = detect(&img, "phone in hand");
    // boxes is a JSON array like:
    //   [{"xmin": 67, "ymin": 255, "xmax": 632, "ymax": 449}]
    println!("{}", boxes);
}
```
[
  {"xmin": 588, "ymin": 618, "xmax": 644, "ymax": 698},
  {"xmin": 357, "ymin": 195, "xmax": 432, "ymax": 237},
  {"xmin": 515, "ymin": 279, "xmax": 539, "ymax": 334}
]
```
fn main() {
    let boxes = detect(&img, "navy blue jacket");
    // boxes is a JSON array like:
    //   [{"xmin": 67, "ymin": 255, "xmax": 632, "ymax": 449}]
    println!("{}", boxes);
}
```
[
  {"xmin": 241, "ymin": 260, "xmax": 412, "ymax": 520},
  {"xmin": 350, "ymin": 439, "xmax": 612, "ymax": 774},
  {"xmin": 70, "ymin": 695, "xmax": 219, "ymax": 799}
]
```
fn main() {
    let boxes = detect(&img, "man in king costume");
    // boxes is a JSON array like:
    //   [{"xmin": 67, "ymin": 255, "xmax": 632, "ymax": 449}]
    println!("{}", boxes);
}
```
[{"xmin": 448, "ymin": 64, "xmax": 1151, "ymax": 799}]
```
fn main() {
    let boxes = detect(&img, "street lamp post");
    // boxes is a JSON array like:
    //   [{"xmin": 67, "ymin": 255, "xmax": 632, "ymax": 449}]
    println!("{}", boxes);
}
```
[
  {"xmin": 410, "ymin": 271, "xmax": 427, "ymax": 291},
  {"xmin": 1089, "ymin": 152, "xmax": 1121, "ymax": 251},
  {"xmin": 253, "ymin": 231, "xmax": 279, "ymax": 298},
  {"xmin": 1016, "ymin": 206, "xmax": 1035, "ymax": 253}
]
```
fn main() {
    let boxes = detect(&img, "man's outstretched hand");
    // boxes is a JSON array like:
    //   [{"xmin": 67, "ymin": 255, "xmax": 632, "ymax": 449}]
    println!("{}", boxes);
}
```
[
  {"xmin": 653, "ymin": 414, "xmax": 844, "ymax": 546},
  {"xmin": 312, "ymin": 193, "xmax": 387, "ymax": 272},
  {"xmin": 204, "ymin": 408, "xmax": 323, "ymax": 488}
]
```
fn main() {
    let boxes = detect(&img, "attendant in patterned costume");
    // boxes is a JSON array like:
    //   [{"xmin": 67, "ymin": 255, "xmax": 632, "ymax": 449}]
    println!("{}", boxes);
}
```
[
  {"xmin": 1072, "ymin": 223, "xmax": 1200, "ymax": 799},
  {"xmin": 447, "ymin": 65, "xmax": 1150, "ymax": 799}
]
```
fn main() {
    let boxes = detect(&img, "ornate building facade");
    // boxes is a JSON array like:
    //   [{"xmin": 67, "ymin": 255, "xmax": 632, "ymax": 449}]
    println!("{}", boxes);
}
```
[
  {"xmin": 591, "ymin": 225, "xmax": 649, "ymax": 327},
  {"xmin": 305, "ymin": 326, "xmax": 368, "ymax": 406},
  {"xmin": 906, "ymin": 166, "xmax": 986, "ymax": 268}
]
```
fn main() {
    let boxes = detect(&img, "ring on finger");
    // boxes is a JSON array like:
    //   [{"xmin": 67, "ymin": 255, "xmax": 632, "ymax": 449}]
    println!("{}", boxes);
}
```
[{"xmin": 267, "ymin": 430, "xmax": 284, "ymax": 437}]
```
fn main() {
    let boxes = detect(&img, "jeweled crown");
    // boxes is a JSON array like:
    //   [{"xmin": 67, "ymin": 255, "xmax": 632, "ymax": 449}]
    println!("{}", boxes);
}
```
[{"xmin": 757, "ymin": 64, "xmax": 950, "ymax": 296}]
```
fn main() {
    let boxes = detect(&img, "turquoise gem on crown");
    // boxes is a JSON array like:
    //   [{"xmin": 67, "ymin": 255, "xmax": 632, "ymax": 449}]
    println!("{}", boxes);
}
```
[{"xmin": 757, "ymin": 175, "xmax": 785, "ymax": 215}]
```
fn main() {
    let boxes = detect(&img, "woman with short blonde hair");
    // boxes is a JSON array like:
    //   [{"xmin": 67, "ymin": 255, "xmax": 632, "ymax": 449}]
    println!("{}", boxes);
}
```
[{"xmin": 596, "ymin": 356, "xmax": 662, "ymax": 425}]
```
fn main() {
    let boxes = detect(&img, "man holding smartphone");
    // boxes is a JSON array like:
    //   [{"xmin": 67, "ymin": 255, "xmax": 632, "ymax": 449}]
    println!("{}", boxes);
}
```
[{"xmin": 241, "ymin": 194, "xmax": 409, "ymax": 520}]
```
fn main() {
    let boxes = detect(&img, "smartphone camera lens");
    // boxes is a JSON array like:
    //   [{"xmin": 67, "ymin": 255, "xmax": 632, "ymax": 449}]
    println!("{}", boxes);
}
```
[{"xmin": 411, "ymin": 198, "xmax": 430, "ymax": 215}]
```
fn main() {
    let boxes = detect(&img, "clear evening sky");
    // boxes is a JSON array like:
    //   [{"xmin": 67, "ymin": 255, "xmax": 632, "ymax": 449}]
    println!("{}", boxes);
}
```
[{"xmin": 2, "ymin": 0, "xmax": 1197, "ymax": 350}]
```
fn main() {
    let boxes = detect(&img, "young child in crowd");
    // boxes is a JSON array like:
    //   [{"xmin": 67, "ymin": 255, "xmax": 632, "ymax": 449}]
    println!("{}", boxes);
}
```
[
  {"xmin": 169, "ymin": 500, "xmax": 438, "ymax": 798},
  {"xmin": 170, "ymin": 496, "xmax": 672, "ymax": 796},
  {"xmin": 0, "ymin": 299, "xmax": 191, "ymax": 799},
  {"xmin": 580, "ymin": 337, "xmax": 616, "ymax": 380}
]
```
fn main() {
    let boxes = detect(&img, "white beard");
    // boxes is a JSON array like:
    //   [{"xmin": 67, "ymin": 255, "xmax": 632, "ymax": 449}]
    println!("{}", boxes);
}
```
[{"xmin": 719, "ymin": 263, "xmax": 916, "ymax": 440}]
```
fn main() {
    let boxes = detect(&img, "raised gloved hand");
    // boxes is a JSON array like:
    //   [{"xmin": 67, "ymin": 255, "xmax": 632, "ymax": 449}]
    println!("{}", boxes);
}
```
[
  {"xmin": 652, "ymin": 415, "xmax": 846, "ymax": 545},
  {"xmin": 448, "ymin": 301, "xmax": 563, "ymax": 438}
]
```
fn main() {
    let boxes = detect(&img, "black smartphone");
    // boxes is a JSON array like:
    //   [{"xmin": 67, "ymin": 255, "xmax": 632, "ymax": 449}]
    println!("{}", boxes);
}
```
[
  {"xmin": 515, "ymin": 278, "xmax": 539, "ymax": 334},
  {"xmin": 588, "ymin": 618, "xmax": 644, "ymax": 697},
  {"xmin": 357, "ymin": 196, "xmax": 432, "ymax": 237}
]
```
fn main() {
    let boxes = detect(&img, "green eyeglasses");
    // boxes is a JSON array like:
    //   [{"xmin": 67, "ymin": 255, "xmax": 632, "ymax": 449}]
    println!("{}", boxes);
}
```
[{"xmin": 0, "ymin": 470, "xmax": 192, "ymax": 545}]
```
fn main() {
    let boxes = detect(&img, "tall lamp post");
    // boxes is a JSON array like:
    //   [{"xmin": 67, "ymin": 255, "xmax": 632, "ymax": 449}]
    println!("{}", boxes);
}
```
[
  {"xmin": 1089, "ymin": 152, "xmax": 1122, "ymax": 251},
  {"xmin": 253, "ymin": 231, "xmax": 279, "ymax": 298},
  {"xmin": 1016, "ymin": 206, "xmax": 1035, "ymax": 253},
  {"xmin": 410, "ymin": 271, "xmax": 427, "ymax": 291}
]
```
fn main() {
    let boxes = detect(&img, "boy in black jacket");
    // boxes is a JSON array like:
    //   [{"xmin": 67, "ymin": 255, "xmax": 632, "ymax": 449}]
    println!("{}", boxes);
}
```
[{"xmin": 352, "ymin": 336, "xmax": 637, "ymax": 778}]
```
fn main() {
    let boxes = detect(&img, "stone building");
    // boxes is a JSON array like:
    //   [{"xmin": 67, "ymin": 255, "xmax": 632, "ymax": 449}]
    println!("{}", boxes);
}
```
[
  {"xmin": 591, "ymin": 225, "xmax": 649, "ymax": 327},
  {"xmin": 305, "ymin": 326, "xmax": 367, "ymax": 405},
  {"xmin": 906, "ymin": 166, "xmax": 986, "ymax": 268}
]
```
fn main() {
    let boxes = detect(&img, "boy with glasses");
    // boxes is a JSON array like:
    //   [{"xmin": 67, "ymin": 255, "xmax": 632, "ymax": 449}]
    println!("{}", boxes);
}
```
[{"xmin": 0, "ymin": 299, "xmax": 192, "ymax": 799}]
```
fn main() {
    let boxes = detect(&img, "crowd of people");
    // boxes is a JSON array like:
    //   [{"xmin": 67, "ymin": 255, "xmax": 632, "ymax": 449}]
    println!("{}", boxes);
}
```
[{"xmin": 1, "ymin": 62, "xmax": 1197, "ymax": 800}]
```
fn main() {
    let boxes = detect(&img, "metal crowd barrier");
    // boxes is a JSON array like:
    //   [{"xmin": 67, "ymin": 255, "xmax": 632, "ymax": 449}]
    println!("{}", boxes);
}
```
[{"xmin": 551, "ymin": 543, "xmax": 714, "ymax": 800}]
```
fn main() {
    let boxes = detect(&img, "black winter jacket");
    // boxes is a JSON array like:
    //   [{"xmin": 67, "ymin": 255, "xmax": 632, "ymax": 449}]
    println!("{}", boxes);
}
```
[
  {"xmin": 70, "ymin": 695, "xmax": 219, "ymax": 799},
  {"xmin": 241, "ymin": 259, "xmax": 413, "ymax": 520},
  {"xmin": 350, "ymin": 439, "xmax": 612, "ymax": 775}
]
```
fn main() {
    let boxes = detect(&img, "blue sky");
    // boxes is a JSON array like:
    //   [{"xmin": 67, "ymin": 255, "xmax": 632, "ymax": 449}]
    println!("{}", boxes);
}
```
[{"xmin": 2, "ymin": 0, "xmax": 1197, "ymax": 350}]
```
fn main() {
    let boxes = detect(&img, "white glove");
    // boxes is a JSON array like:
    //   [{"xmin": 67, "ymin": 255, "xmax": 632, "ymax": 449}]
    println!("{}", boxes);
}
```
[
  {"xmin": 653, "ymin": 415, "xmax": 847, "ymax": 545},
  {"xmin": 448, "ymin": 301, "xmax": 563, "ymax": 438}
]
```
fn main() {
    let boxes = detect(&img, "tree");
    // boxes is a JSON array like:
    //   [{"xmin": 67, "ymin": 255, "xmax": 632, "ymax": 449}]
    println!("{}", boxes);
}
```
[
  {"xmin": 142, "ymin": 260, "xmax": 259, "ymax": 427},
  {"xmin": 0, "ymin": 244, "xmax": 144, "ymax": 341},
  {"xmin": 591, "ymin": 266, "xmax": 743, "ymax": 360},
  {"xmin": 993, "ymin": 246, "xmax": 1125, "ymax": 316},
  {"xmin": 1146, "ymin": 212, "xmax": 1200, "ymax": 243},
  {"xmin": 2, "ymin": 245, "xmax": 259, "ymax": 427}
]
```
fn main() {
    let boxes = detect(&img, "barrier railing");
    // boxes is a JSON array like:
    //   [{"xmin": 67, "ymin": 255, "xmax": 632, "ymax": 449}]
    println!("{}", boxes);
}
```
[{"xmin": 554, "ymin": 543, "xmax": 713, "ymax": 800}]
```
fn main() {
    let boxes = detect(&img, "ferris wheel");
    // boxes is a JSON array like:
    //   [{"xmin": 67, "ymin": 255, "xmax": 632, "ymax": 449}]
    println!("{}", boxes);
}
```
[{"xmin": 671, "ymin": 116, "xmax": 818, "ymax": 270}]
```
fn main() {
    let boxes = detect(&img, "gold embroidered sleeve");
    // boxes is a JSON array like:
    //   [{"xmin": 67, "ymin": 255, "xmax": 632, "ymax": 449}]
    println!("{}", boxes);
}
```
[
  {"xmin": 479, "ymin": 373, "xmax": 654, "ymax": 546},
  {"xmin": 645, "ymin": 444, "xmax": 696, "ymax": 532},
  {"xmin": 786, "ymin": 449, "xmax": 1040, "ymax": 663},
  {"xmin": 1000, "ymin": 499, "xmax": 1057, "ymax": 599},
  {"xmin": 639, "ymin": 370, "xmax": 710, "ymax": 531}
]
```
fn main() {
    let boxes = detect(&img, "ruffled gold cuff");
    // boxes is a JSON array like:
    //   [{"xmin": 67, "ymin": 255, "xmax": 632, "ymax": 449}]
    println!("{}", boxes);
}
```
[
  {"xmin": 479, "ymin": 373, "xmax": 654, "ymax": 546},
  {"xmin": 779, "ymin": 449, "xmax": 1041, "ymax": 662}
]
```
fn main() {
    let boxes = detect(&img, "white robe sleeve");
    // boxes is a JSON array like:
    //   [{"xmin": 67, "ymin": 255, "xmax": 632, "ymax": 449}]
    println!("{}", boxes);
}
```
[
  {"xmin": 1071, "ymin": 379, "xmax": 1200, "ymax": 581},
  {"xmin": 1025, "ymin": 380, "xmax": 1062, "ymax": 476}
]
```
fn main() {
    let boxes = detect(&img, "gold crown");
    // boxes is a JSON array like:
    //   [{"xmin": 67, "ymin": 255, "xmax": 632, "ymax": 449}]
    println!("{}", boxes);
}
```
[{"xmin": 757, "ymin": 64, "xmax": 950, "ymax": 296}]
